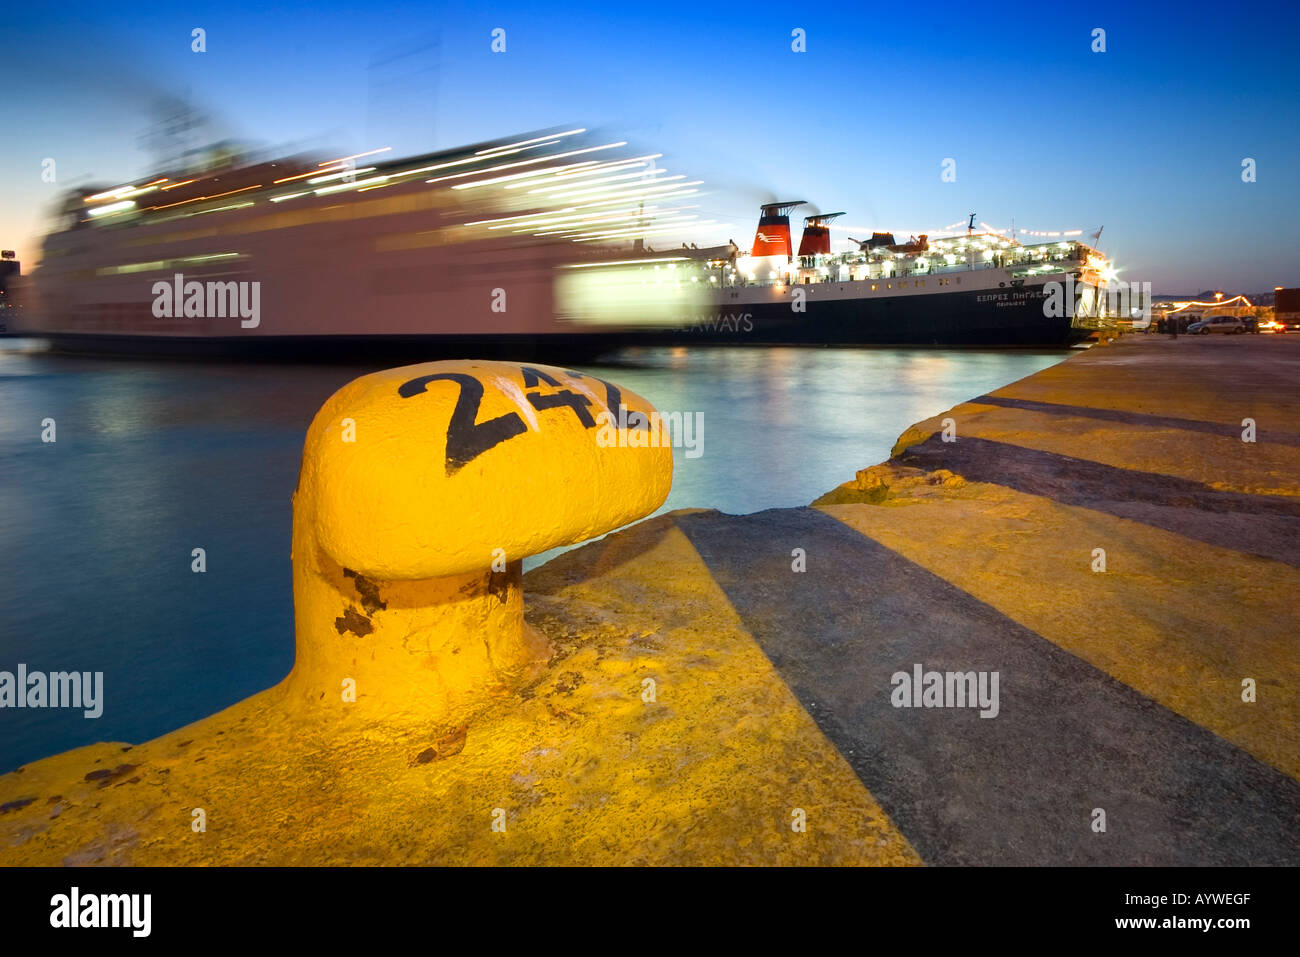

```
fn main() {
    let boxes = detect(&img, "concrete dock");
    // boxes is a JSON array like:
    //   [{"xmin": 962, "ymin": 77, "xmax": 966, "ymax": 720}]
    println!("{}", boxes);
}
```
[{"xmin": 2, "ymin": 335, "xmax": 1298, "ymax": 865}]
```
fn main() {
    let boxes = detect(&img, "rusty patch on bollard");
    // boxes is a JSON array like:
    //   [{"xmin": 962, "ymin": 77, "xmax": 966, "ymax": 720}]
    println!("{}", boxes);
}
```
[
  {"xmin": 343, "ymin": 568, "xmax": 388, "ymax": 615},
  {"xmin": 487, "ymin": 559, "xmax": 520, "ymax": 606},
  {"xmin": 409, "ymin": 725, "xmax": 468, "ymax": 765},
  {"xmin": 334, "ymin": 607, "xmax": 373, "ymax": 638}
]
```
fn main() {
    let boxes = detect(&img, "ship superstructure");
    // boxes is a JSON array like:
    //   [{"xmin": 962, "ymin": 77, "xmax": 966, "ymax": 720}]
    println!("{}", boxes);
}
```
[{"xmin": 613, "ymin": 205, "xmax": 1117, "ymax": 346}]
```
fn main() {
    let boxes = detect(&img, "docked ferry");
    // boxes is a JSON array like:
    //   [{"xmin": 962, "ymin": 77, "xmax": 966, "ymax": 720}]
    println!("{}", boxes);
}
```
[
  {"xmin": 612, "ymin": 205, "xmax": 1113, "ymax": 347},
  {"xmin": 6, "ymin": 128, "xmax": 1114, "ymax": 357}
]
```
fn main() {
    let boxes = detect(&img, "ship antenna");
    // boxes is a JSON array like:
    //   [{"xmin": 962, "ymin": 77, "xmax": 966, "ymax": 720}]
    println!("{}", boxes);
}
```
[
  {"xmin": 137, "ymin": 95, "xmax": 209, "ymax": 173},
  {"xmin": 367, "ymin": 32, "xmax": 442, "ymax": 150}
]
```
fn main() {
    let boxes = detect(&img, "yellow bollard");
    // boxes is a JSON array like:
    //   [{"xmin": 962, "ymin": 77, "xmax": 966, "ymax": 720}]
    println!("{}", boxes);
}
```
[
  {"xmin": 284, "ymin": 360, "xmax": 672, "ymax": 725},
  {"xmin": 0, "ymin": 358, "xmax": 915, "ymax": 866}
]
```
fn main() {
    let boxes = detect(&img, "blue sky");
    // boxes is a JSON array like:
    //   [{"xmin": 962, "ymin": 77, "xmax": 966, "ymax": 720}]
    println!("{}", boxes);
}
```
[{"xmin": 2, "ymin": 0, "xmax": 1297, "ymax": 292}]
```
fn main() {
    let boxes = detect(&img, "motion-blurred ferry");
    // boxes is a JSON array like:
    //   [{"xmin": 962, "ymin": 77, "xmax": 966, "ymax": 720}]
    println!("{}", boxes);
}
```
[{"xmin": 8, "ymin": 129, "xmax": 1113, "ymax": 356}]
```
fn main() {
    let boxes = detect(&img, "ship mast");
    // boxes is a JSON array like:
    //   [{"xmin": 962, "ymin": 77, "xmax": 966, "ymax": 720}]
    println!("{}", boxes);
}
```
[{"xmin": 137, "ymin": 96, "xmax": 209, "ymax": 175}]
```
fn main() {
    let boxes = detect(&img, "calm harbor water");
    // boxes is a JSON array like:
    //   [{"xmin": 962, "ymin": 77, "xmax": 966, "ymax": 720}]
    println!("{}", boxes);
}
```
[{"xmin": 0, "ymin": 341, "xmax": 1068, "ymax": 772}]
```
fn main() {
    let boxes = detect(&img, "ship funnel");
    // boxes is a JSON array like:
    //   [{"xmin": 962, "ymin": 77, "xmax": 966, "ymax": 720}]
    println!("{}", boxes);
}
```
[
  {"xmin": 797, "ymin": 212, "xmax": 844, "ymax": 257},
  {"xmin": 751, "ymin": 201, "xmax": 805, "ymax": 258}
]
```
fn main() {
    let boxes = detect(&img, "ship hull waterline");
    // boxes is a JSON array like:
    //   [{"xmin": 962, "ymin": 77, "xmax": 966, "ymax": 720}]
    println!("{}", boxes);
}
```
[{"xmin": 6, "ymin": 282, "xmax": 1089, "ymax": 361}]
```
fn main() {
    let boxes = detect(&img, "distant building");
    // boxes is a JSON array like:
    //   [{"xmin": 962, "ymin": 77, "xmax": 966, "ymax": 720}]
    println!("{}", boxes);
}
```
[
  {"xmin": 0, "ymin": 250, "xmax": 18, "ymax": 288},
  {"xmin": 0, "ymin": 251, "xmax": 19, "ymax": 327}
]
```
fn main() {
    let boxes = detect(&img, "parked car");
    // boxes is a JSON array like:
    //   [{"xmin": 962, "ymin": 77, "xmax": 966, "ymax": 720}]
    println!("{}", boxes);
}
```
[{"xmin": 1188, "ymin": 315, "xmax": 1247, "ymax": 334}]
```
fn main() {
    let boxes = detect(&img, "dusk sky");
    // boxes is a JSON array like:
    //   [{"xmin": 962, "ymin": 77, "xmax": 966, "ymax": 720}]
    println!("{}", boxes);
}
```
[{"xmin": 2, "ymin": 0, "xmax": 1297, "ymax": 292}]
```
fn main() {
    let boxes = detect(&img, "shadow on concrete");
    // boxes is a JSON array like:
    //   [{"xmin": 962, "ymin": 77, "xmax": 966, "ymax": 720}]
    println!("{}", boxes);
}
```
[
  {"xmin": 972, "ymin": 394, "xmax": 1300, "ymax": 447},
  {"xmin": 675, "ymin": 506, "xmax": 1300, "ymax": 865},
  {"xmin": 900, "ymin": 435, "xmax": 1300, "ymax": 567}
]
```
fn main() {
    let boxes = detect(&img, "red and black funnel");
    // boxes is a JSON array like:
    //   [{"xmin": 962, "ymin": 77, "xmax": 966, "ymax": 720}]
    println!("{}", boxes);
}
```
[
  {"xmin": 798, "ymin": 212, "xmax": 844, "ymax": 257},
  {"xmin": 751, "ymin": 201, "xmax": 805, "ymax": 258}
]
